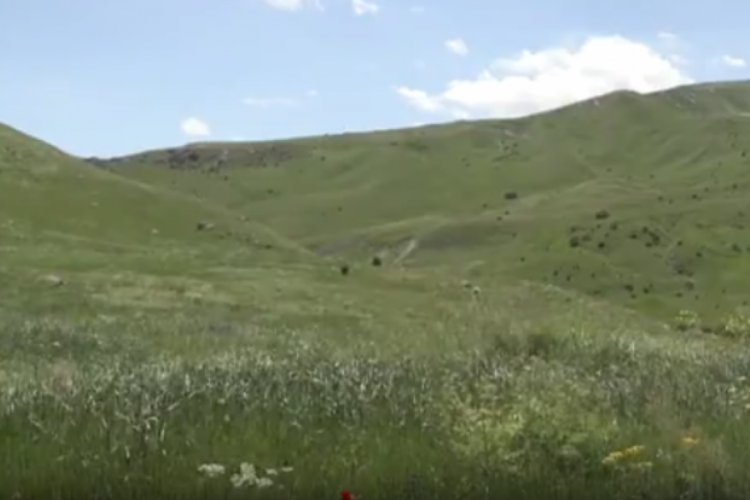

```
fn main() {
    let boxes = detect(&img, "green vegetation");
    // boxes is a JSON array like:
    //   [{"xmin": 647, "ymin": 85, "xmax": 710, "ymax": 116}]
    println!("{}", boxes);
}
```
[{"xmin": 5, "ymin": 81, "xmax": 750, "ymax": 498}]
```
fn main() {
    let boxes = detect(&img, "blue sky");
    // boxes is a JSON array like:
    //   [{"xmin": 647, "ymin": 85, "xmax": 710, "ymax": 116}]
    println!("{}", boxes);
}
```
[{"xmin": 2, "ymin": 0, "xmax": 749, "ymax": 157}]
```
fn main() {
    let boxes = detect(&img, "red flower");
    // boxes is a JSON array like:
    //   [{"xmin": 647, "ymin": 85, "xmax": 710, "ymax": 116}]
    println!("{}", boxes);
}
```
[{"xmin": 341, "ymin": 490, "xmax": 358, "ymax": 500}]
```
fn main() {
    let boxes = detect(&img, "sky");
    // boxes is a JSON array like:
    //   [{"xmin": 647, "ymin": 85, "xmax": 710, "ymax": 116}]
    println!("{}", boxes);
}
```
[{"xmin": 2, "ymin": 0, "xmax": 750, "ymax": 157}]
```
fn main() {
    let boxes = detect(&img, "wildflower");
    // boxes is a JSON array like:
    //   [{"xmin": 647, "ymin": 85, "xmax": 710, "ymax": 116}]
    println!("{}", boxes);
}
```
[
  {"xmin": 602, "ymin": 445, "xmax": 645, "ymax": 465},
  {"xmin": 197, "ymin": 463, "xmax": 226, "ymax": 478},
  {"xmin": 231, "ymin": 462, "xmax": 264, "ymax": 488},
  {"xmin": 622, "ymin": 445, "xmax": 645, "ymax": 457},
  {"xmin": 341, "ymin": 490, "xmax": 359, "ymax": 500},
  {"xmin": 681, "ymin": 436, "xmax": 700, "ymax": 448},
  {"xmin": 256, "ymin": 477, "xmax": 274, "ymax": 488},
  {"xmin": 602, "ymin": 450, "xmax": 624, "ymax": 465}
]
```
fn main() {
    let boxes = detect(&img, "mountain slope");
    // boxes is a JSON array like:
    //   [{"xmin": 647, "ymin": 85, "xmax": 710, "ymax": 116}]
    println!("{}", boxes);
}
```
[
  {"xmin": 82, "ymin": 81, "xmax": 750, "ymax": 323},
  {"xmin": 0, "ymin": 123, "xmax": 307, "ymax": 257},
  {"xmin": 0, "ymin": 123, "xmax": 321, "ymax": 315}
]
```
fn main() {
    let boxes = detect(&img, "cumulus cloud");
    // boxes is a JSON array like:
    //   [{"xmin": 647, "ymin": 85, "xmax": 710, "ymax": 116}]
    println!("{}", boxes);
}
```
[
  {"xmin": 180, "ymin": 117, "xmax": 210, "ymax": 137},
  {"xmin": 352, "ymin": 0, "xmax": 379, "ymax": 15},
  {"xmin": 397, "ymin": 35, "xmax": 692, "ymax": 119},
  {"xmin": 261, "ymin": 0, "xmax": 322, "ymax": 11},
  {"xmin": 445, "ymin": 38, "xmax": 469, "ymax": 56},
  {"xmin": 396, "ymin": 88, "xmax": 442, "ymax": 112},
  {"xmin": 721, "ymin": 55, "xmax": 746, "ymax": 68}
]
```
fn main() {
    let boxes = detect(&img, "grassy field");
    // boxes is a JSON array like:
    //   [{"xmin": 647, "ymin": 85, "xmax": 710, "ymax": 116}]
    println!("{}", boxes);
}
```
[{"xmin": 5, "ymin": 81, "xmax": 750, "ymax": 499}]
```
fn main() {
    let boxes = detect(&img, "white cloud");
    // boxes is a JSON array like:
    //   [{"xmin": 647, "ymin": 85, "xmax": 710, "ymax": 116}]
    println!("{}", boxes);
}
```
[
  {"xmin": 409, "ymin": 5, "xmax": 424, "ymax": 14},
  {"xmin": 180, "ymin": 117, "xmax": 210, "ymax": 137},
  {"xmin": 306, "ymin": 89, "xmax": 318, "ymax": 97},
  {"xmin": 721, "ymin": 54, "xmax": 746, "ymax": 68},
  {"xmin": 261, "ymin": 0, "xmax": 323, "ymax": 11},
  {"xmin": 669, "ymin": 54, "xmax": 688, "ymax": 67},
  {"xmin": 352, "ymin": 0, "xmax": 378, "ymax": 15},
  {"xmin": 397, "ymin": 35, "xmax": 692, "ymax": 119},
  {"xmin": 396, "ymin": 88, "xmax": 443, "ymax": 112},
  {"xmin": 445, "ymin": 38, "xmax": 469, "ymax": 56},
  {"xmin": 242, "ymin": 96, "xmax": 297, "ymax": 108}
]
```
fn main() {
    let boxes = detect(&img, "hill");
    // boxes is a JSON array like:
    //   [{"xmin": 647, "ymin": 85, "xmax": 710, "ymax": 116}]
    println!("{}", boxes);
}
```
[
  {"xmin": 7, "ymin": 81, "xmax": 750, "ymax": 499},
  {"xmin": 0, "ymin": 122, "xmax": 312, "ymax": 315},
  {"xmin": 85, "ymin": 81, "xmax": 750, "ymax": 324}
]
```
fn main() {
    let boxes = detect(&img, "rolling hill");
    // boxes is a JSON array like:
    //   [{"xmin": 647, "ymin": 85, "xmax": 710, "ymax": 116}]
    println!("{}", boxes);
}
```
[
  {"xmin": 0, "ymin": 122, "xmax": 312, "ymax": 315},
  {"xmin": 8, "ymin": 80, "xmax": 750, "ymax": 499},
  {"xmin": 73, "ymin": 80, "xmax": 750, "ymax": 324}
]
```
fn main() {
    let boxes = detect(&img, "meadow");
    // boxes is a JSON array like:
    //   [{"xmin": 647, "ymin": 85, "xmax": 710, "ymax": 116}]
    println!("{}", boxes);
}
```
[{"xmin": 5, "ymin": 81, "xmax": 750, "ymax": 499}]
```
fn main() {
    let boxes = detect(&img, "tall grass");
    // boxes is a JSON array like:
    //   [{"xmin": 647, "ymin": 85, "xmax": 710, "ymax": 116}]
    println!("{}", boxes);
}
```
[{"xmin": 3, "ymin": 314, "xmax": 750, "ymax": 499}]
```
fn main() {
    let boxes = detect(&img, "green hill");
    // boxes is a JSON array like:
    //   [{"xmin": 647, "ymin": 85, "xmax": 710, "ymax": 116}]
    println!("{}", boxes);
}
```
[
  {"xmin": 8, "ymin": 81, "xmax": 750, "ymax": 499},
  {"xmin": 83, "ymin": 81, "xmax": 750, "ymax": 324},
  {"xmin": 0, "ymin": 122, "xmax": 312, "ymax": 314}
]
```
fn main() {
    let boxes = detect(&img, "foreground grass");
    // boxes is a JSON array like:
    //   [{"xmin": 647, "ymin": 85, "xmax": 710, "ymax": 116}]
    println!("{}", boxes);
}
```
[{"xmin": 4, "ymin": 311, "xmax": 750, "ymax": 500}]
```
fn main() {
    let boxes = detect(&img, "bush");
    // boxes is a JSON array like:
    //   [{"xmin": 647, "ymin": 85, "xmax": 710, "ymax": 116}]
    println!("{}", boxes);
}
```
[
  {"xmin": 674, "ymin": 309, "xmax": 701, "ymax": 332},
  {"xmin": 718, "ymin": 308, "xmax": 750, "ymax": 338}
]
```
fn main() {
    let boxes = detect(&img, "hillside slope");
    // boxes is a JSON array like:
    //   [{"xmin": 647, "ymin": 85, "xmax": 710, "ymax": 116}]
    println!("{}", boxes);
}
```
[
  {"xmin": 0, "ymin": 123, "xmax": 315, "ymax": 314},
  {"xmin": 86, "ymin": 81, "xmax": 750, "ymax": 322},
  {"xmin": 0, "ymin": 123, "xmax": 308, "ymax": 253}
]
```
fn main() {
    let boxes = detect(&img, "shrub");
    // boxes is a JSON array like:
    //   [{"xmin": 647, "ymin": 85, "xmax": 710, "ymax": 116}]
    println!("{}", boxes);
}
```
[
  {"xmin": 718, "ymin": 309, "xmax": 750, "ymax": 339},
  {"xmin": 674, "ymin": 309, "xmax": 701, "ymax": 332}
]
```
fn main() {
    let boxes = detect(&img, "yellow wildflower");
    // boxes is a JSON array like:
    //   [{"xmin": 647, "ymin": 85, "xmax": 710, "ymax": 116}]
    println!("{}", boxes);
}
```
[
  {"xmin": 602, "ymin": 450, "xmax": 625, "ymax": 465},
  {"xmin": 622, "ymin": 445, "xmax": 645, "ymax": 457},
  {"xmin": 602, "ymin": 445, "xmax": 645, "ymax": 465},
  {"xmin": 681, "ymin": 436, "xmax": 700, "ymax": 448}
]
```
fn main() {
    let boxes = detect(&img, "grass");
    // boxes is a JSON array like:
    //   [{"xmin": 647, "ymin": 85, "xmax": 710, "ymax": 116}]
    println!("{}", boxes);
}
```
[
  {"xmin": 5, "ymin": 308, "xmax": 750, "ymax": 500},
  {"xmin": 5, "ymin": 81, "xmax": 750, "ymax": 498}
]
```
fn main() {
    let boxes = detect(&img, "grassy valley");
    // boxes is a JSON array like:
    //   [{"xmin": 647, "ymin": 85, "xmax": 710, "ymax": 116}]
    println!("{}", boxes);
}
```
[{"xmin": 4, "ymin": 81, "xmax": 750, "ymax": 499}]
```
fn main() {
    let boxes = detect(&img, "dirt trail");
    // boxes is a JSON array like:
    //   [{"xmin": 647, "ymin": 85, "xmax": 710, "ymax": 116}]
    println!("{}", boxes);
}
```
[{"xmin": 394, "ymin": 238, "xmax": 419, "ymax": 264}]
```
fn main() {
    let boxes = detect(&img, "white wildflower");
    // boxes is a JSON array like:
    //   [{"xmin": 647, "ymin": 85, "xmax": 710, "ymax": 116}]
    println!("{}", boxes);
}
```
[
  {"xmin": 231, "ymin": 462, "xmax": 258, "ymax": 488},
  {"xmin": 197, "ymin": 463, "xmax": 226, "ymax": 478},
  {"xmin": 257, "ymin": 477, "xmax": 274, "ymax": 488}
]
